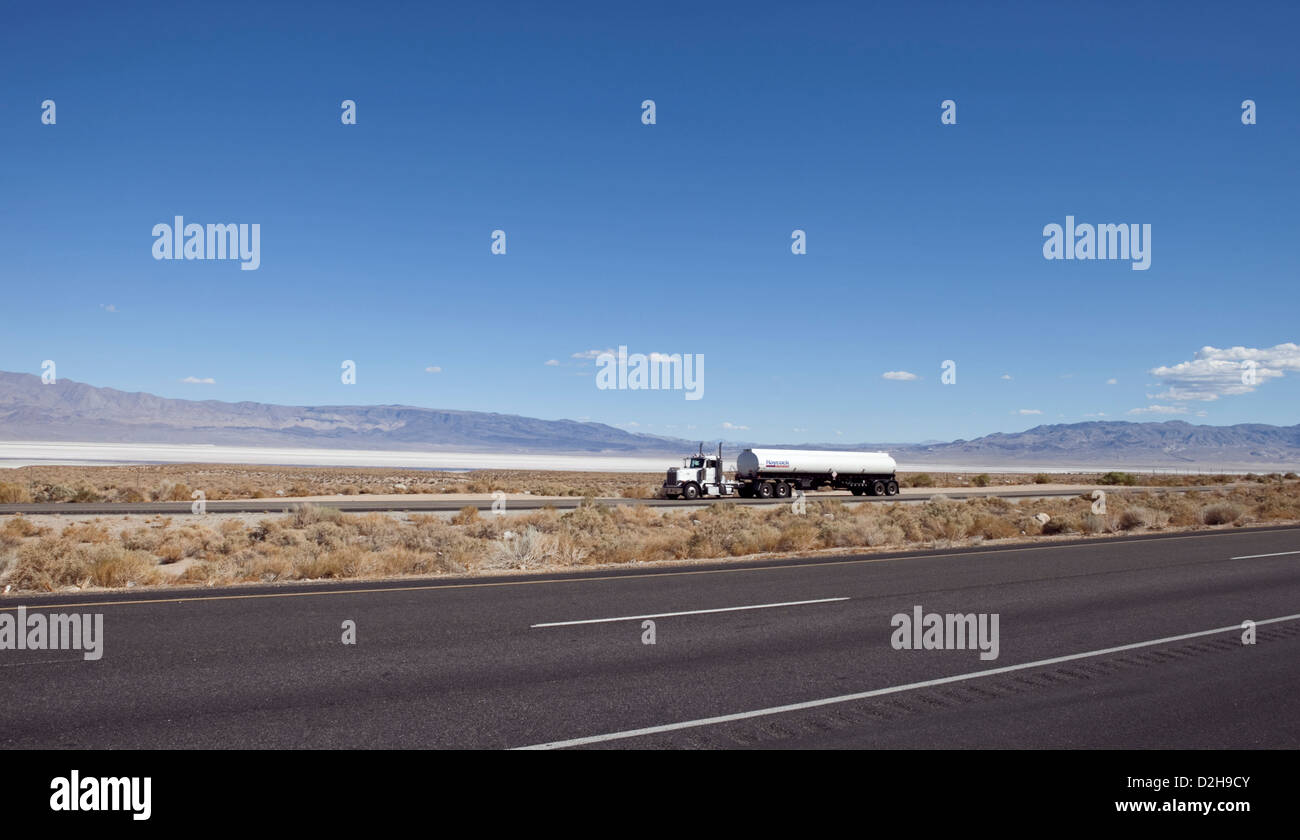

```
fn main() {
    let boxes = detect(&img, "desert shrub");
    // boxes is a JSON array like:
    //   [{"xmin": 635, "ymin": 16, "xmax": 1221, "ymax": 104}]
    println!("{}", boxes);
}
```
[
  {"xmin": 156, "ymin": 541, "xmax": 187, "ymax": 563},
  {"xmin": 451, "ymin": 506, "xmax": 480, "ymax": 526},
  {"xmin": 4, "ymin": 538, "xmax": 158, "ymax": 589},
  {"xmin": 776, "ymin": 520, "xmax": 820, "ymax": 552},
  {"xmin": 969, "ymin": 514, "xmax": 1018, "ymax": 540},
  {"xmin": 1098, "ymin": 472, "xmax": 1137, "ymax": 486},
  {"xmin": 148, "ymin": 480, "xmax": 194, "ymax": 502},
  {"xmin": 304, "ymin": 521, "xmax": 348, "ymax": 549},
  {"xmin": 919, "ymin": 497, "xmax": 973, "ymax": 541},
  {"xmin": 1032, "ymin": 474, "xmax": 1051, "ymax": 484},
  {"xmin": 350, "ymin": 513, "xmax": 403, "ymax": 548},
  {"xmin": 908, "ymin": 473, "xmax": 934, "ymax": 488},
  {"xmin": 552, "ymin": 534, "xmax": 590, "ymax": 565},
  {"xmin": 0, "ymin": 482, "xmax": 31, "ymax": 504},
  {"xmin": 289, "ymin": 503, "xmax": 344, "ymax": 528},
  {"xmin": 1117, "ymin": 506, "xmax": 1169, "ymax": 530},
  {"xmin": 86, "ymin": 545, "xmax": 160, "ymax": 587},
  {"xmin": 359, "ymin": 547, "xmax": 452, "ymax": 577},
  {"xmin": 32, "ymin": 484, "xmax": 74, "ymax": 503},
  {"xmin": 60, "ymin": 522, "xmax": 112, "ymax": 544},
  {"xmin": 2, "ymin": 517, "xmax": 45, "ymax": 539},
  {"xmin": 1250, "ymin": 490, "xmax": 1300, "ymax": 520},
  {"xmin": 816, "ymin": 514, "xmax": 883, "ymax": 548},
  {"xmin": 973, "ymin": 474, "xmax": 991, "ymax": 487},
  {"xmin": 1202, "ymin": 503, "xmax": 1245, "ymax": 525},
  {"xmin": 120, "ymin": 526, "xmax": 165, "ymax": 551},
  {"xmin": 1080, "ymin": 514, "xmax": 1109, "ymax": 534},
  {"xmin": 481, "ymin": 527, "xmax": 556, "ymax": 570},
  {"xmin": 294, "ymin": 545, "xmax": 365, "ymax": 579},
  {"xmin": 1041, "ymin": 516, "xmax": 1078, "ymax": 535}
]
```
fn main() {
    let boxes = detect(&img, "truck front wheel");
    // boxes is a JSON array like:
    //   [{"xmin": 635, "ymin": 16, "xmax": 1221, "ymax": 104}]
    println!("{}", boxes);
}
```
[{"xmin": 683, "ymin": 483, "xmax": 700, "ymax": 500}]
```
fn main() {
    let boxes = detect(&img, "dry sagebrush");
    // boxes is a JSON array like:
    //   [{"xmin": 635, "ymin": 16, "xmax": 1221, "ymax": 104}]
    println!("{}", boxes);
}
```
[{"xmin": 0, "ymin": 483, "xmax": 1297, "ymax": 592}]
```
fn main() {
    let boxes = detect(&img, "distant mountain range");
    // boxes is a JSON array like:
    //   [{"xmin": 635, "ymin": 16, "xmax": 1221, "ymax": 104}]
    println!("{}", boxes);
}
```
[
  {"xmin": 1, "ymin": 371, "xmax": 1297, "ymax": 469},
  {"xmin": 896, "ymin": 421, "xmax": 1300, "ymax": 470},
  {"xmin": 0, "ymin": 371, "xmax": 690, "ymax": 454}
]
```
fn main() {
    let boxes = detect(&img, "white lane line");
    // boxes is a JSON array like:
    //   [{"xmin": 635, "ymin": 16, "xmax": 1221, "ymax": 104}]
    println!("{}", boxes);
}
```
[
  {"xmin": 1231, "ymin": 550, "xmax": 1300, "ymax": 560},
  {"xmin": 514, "ymin": 612, "xmax": 1300, "ymax": 749},
  {"xmin": 530, "ymin": 597, "xmax": 850, "ymax": 628}
]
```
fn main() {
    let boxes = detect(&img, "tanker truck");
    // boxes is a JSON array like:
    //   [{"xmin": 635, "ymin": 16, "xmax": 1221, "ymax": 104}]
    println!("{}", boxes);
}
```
[{"xmin": 657, "ymin": 444, "xmax": 899, "ymax": 500}]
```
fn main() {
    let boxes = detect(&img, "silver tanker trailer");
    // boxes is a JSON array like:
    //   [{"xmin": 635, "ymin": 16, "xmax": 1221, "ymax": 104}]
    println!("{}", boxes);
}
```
[{"xmin": 657, "ymin": 444, "xmax": 899, "ymax": 500}]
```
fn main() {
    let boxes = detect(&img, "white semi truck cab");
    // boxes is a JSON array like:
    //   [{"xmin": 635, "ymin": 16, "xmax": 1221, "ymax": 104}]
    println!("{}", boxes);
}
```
[
  {"xmin": 658, "ymin": 444, "xmax": 736, "ymax": 500},
  {"xmin": 658, "ymin": 444, "xmax": 899, "ymax": 500}
]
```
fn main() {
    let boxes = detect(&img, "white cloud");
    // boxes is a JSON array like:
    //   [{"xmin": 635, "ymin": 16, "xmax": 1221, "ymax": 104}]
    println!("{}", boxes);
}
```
[
  {"xmin": 1084, "ymin": 412, "xmax": 1108, "ymax": 417},
  {"xmin": 1148, "ymin": 343, "xmax": 1300, "ymax": 401},
  {"xmin": 1016, "ymin": 408, "xmax": 1043, "ymax": 415},
  {"xmin": 1000, "ymin": 374, "xmax": 1012, "ymax": 380},
  {"xmin": 882, "ymin": 370, "xmax": 918, "ymax": 381},
  {"xmin": 1106, "ymin": 378, "xmax": 1118, "ymax": 385},
  {"xmin": 100, "ymin": 303, "xmax": 117, "ymax": 313},
  {"xmin": 544, "ymin": 359, "xmax": 559, "ymax": 366},
  {"xmin": 1127, "ymin": 404, "xmax": 1207, "ymax": 416},
  {"xmin": 572, "ymin": 348, "xmax": 615, "ymax": 361},
  {"xmin": 424, "ymin": 366, "xmax": 442, "ymax": 374},
  {"xmin": 722, "ymin": 422, "xmax": 749, "ymax": 431},
  {"xmin": 616, "ymin": 421, "xmax": 640, "ymax": 428},
  {"xmin": 181, "ymin": 376, "xmax": 215, "ymax": 385}
]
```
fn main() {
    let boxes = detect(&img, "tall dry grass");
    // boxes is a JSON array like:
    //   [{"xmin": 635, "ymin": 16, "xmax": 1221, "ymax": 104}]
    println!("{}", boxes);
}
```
[{"xmin": 0, "ymin": 482, "xmax": 1296, "ymax": 592}]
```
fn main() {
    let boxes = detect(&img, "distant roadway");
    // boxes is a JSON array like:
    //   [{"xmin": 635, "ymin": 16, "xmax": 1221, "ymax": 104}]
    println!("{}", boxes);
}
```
[{"xmin": 0, "ymin": 484, "xmax": 1217, "ymax": 517}]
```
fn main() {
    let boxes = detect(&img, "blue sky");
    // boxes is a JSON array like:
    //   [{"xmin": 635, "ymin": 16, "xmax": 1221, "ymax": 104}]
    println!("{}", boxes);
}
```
[{"xmin": 2, "ymin": 0, "xmax": 1297, "ymax": 444}]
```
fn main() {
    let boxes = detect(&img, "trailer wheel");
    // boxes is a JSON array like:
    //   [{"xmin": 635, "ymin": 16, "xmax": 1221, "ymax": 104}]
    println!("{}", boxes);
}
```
[
  {"xmin": 871, "ymin": 480, "xmax": 886, "ymax": 496},
  {"xmin": 886, "ymin": 480, "xmax": 899, "ymax": 496},
  {"xmin": 757, "ymin": 482, "xmax": 775, "ymax": 499},
  {"xmin": 775, "ymin": 482, "xmax": 791, "ymax": 498},
  {"xmin": 683, "ymin": 483, "xmax": 700, "ymax": 500}
]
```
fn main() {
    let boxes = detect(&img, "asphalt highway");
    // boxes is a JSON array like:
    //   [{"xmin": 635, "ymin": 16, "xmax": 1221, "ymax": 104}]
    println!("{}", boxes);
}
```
[
  {"xmin": 1, "ymin": 525, "xmax": 1297, "ymax": 749},
  {"xmin": 0, "ymin": 484, "xmax": 1210, "ymax": 516}
]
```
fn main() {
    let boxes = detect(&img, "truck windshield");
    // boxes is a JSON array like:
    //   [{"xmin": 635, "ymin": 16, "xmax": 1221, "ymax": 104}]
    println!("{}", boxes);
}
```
[{"xmin": 687, "ymin": 458, "xmax": 705, "ymax": 468}]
